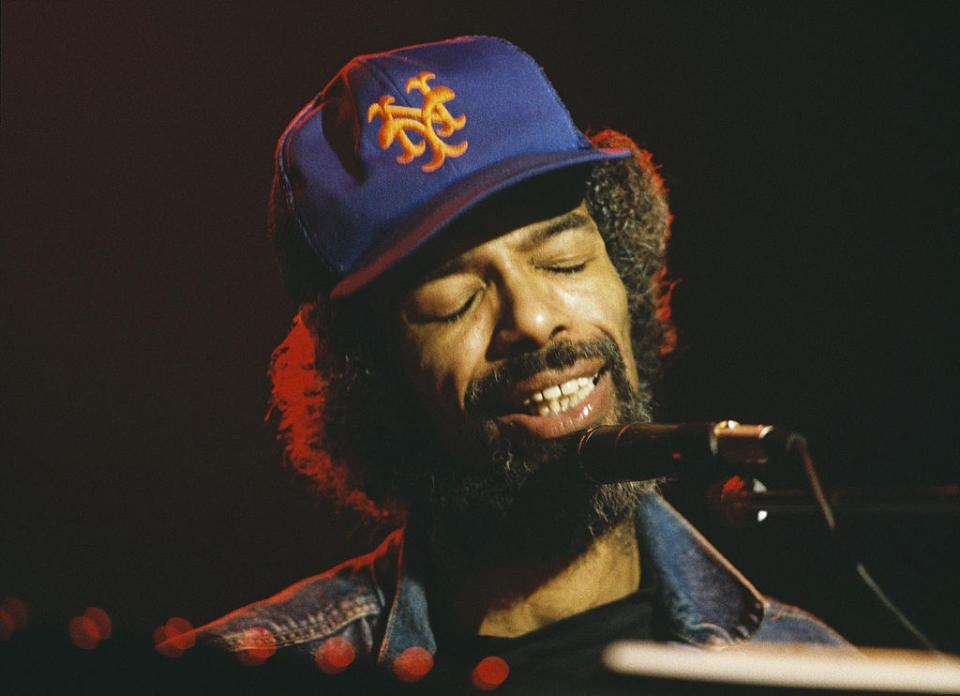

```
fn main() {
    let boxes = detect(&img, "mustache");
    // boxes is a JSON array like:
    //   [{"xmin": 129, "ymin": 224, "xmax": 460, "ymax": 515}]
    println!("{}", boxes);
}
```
[{"xmin": 464, "ymin": 336, "xmax": 626, "ymax": 418}]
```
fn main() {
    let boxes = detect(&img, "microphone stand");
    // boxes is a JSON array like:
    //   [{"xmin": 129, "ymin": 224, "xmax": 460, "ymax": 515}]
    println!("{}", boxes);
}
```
[
  {"xmin": 707, "ymin": 435, "xmax": 957, "ymax": 652},
  {"xmin": 709, "ymin": 478, "xmax": 960, "ymax": 528},
  {"xmin": 577, "ymin": 421, "xmax": 957, "ymax": 649}
]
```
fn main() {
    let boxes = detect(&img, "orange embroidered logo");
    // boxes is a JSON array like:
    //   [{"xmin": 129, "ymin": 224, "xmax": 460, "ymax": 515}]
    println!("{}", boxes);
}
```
[{"xmin": 367, "ymin": 72, "xmax": 468, "ymax": 172}]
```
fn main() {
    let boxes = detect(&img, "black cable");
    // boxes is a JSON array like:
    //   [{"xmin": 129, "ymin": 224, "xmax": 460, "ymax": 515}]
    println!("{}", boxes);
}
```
[{"xmin": 790, "ymin": 436, "xmax": 939, "ymax": 652}]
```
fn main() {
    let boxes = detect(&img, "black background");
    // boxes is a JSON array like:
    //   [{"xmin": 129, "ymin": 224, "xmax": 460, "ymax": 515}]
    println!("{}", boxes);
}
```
[{"xmin": 3, "ymin": 0, "xmax": 959, "ymax": 670}]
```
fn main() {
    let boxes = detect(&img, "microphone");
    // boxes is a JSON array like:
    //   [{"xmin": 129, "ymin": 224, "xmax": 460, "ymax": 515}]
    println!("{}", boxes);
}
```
[{"xmin": 577, "ymin": 421, "xmax": 800, "ymax": 484}]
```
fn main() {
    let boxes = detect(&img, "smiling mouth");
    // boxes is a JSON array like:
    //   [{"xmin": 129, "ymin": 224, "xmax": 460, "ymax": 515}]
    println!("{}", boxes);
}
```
[{"xmin": 520, "ymin": 371, "xmax": 601, "ymax": 416}]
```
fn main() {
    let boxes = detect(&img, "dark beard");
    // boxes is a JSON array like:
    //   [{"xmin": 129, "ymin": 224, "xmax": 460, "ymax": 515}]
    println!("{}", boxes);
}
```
[{"xmin": 426, "ymin": 336, "xmax": 656, "ymax": 571}]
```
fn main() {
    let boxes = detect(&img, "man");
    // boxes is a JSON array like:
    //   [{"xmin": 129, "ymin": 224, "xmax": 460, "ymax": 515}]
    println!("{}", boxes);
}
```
[{"xmin": 172, "ymin": 36, "xmax": 848, "ymax": 691}]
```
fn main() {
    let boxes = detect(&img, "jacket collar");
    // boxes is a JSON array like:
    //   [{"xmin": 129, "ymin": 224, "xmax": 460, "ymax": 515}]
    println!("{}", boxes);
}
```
[
  {"xmin": 377, "ymin": 492, "xmax": 764, "ymax": 664},
  {"xmin": 635, "ymin": 492, "xmax": 764, "ymax": 646}
]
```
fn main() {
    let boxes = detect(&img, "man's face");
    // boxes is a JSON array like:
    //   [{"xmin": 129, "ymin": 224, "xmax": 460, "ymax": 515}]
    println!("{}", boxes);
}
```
[{"xmin": 378, "ymin": 198, "xmax": 640, "ymax": 470}]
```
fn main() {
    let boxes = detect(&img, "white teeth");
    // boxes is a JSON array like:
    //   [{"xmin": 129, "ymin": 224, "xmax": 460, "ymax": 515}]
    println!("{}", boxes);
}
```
[
  {"xmin": 542, "ymin": 385, "xmax": 562, "ymax": 399},
  {"xmin": 523, "ymin": 373, "xmax": 598, "ymax": 416}
]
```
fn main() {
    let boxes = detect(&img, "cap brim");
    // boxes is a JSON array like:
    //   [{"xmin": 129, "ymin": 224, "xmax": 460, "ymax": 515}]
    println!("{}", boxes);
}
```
[{"xmin": 330, "ymin": 147, "xmax": 630, "ymax": 298}]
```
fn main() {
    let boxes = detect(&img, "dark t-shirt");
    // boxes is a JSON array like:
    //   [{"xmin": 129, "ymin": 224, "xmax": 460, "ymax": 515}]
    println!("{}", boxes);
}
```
[{"xmin": 429, "ymin": 584, "xmax": 658, "ymax": 693}]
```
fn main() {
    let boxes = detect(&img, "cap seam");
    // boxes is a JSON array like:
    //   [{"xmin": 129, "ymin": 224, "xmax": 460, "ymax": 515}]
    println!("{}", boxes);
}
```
[
  {"xmin": 493, "ymin": 37, "xmax": 590, "ymax": 150},
  {"xmin": 361, "ymin": 56, "xmax": 419, "ymax": 110},
  {"xmin": 277, "ymin": 102, "xmax": 339, "ymax": 279}
]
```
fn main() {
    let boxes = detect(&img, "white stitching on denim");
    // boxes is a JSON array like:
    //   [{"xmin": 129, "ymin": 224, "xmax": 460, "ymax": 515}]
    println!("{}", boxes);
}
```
[{"xmin": 222, "ymin": 596, "xmax": 382, "ymax": 651}]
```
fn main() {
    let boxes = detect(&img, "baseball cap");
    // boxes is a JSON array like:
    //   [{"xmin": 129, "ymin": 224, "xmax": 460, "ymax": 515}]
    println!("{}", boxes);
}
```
[{"xmin": 275, "ymin": 36, "xmax": 629, "ymax": 298}]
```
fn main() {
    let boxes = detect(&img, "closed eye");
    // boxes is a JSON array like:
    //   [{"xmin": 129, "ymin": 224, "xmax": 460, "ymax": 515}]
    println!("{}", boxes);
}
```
[
  {"xmin": 542, "ymin": 262, "xmax": 587, "ymax": 274},
  {"xmin": 437, "ymin": 293, "xmax": 477, "ymax": 323}
]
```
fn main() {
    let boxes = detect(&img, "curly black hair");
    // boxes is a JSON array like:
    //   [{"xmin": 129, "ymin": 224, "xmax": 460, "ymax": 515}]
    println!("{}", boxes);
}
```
[{"xmin": 267, "ymin": 130, "xmax": 674, "ymax": 524}]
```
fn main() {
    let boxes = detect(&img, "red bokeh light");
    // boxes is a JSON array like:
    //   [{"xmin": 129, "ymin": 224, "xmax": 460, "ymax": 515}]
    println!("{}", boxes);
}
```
[
  {"xmin": 236, "ymin": 626, "xmax": 277, "ymax": 666},
  {"xmin": 1, "ymin": 596, "xmax": 29, "ymax": 631},
  {"xmin": 154, "ymin": 616, "xmax": 196, "ymax": 658},
  {"xmin": 472, "ymin": 656, "xmax": 510, "ymax": 690},
  {"xmin": 164, "ymin": 617, "xmax": 195, "ymax": 650},
  {"xmin": 0, "ymin": 610, "xmax": 14, "ymax": 641},
  {"xmin": 154, "ymin": 624, "xmax": 182, "ymax": 658},
  {"xmin": 314, "ymin": 635, "xmax": 356, "ymax": 674},
  {"xmin": 83, "ymin": 607, "xmax": 112, "ymax": 640},
  {"xmin": 68, "ymin": 608, "xmax": 111, "ymax": 650},
  {"xmin": 68, "ymin": 615, "xmax": 101, "ymax": 650},
  {"xmin": 392, "ymin": 646, "xmax": 433, "ymax": 683}
]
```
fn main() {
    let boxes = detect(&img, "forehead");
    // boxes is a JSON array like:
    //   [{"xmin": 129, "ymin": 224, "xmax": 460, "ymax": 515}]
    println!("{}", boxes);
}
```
[
  {"xmin": 378, "ymin": 170, "xmax": 589, "ymax": 292},
  {"xmin": 427, "ymin": 207, "xmax": 595, "ymax": 280}
]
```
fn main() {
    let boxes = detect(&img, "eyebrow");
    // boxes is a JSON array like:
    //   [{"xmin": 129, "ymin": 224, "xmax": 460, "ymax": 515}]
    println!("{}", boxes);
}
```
[
  {"xmin": 418, "ymin": 211, "xmax": 593, "ymax": 283},
  {"xmin": 517, "ymin": 211, "xmax": 593, "ymax": 252}
]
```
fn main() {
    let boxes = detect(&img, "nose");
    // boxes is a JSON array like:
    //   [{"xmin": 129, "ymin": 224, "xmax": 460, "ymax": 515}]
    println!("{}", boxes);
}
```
[{"xmin": 489, "ymin": 275, "xmax": 567, "ymax": 359}]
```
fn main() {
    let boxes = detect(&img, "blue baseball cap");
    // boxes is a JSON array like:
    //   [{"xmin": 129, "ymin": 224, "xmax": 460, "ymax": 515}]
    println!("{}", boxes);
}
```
[{"xmin": 275, "ymin": 36, "xmax": 630, "ymax": 298}]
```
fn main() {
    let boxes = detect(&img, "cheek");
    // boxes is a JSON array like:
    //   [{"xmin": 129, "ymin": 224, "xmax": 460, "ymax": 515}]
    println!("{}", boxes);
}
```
[
  {"xmin": 404, "ymin": 321, "xmax": 491, "ymax": 414},
  {"xmin": 607, "ymin": 281, "xmax": 640, "ymax": 387},
  {"xmin": 560, "ymin": 264, "xmax": 629, "ymax": 329},
  {"xmin": 561, "ymin": 266, "xmax": 637, "ymax": 381}
]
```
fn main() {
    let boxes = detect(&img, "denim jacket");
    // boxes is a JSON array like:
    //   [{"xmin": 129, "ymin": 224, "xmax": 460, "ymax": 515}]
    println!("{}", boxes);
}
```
[{"xmin": 187, "ymin": 493, "xmax": 848, "ymax": 677}]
